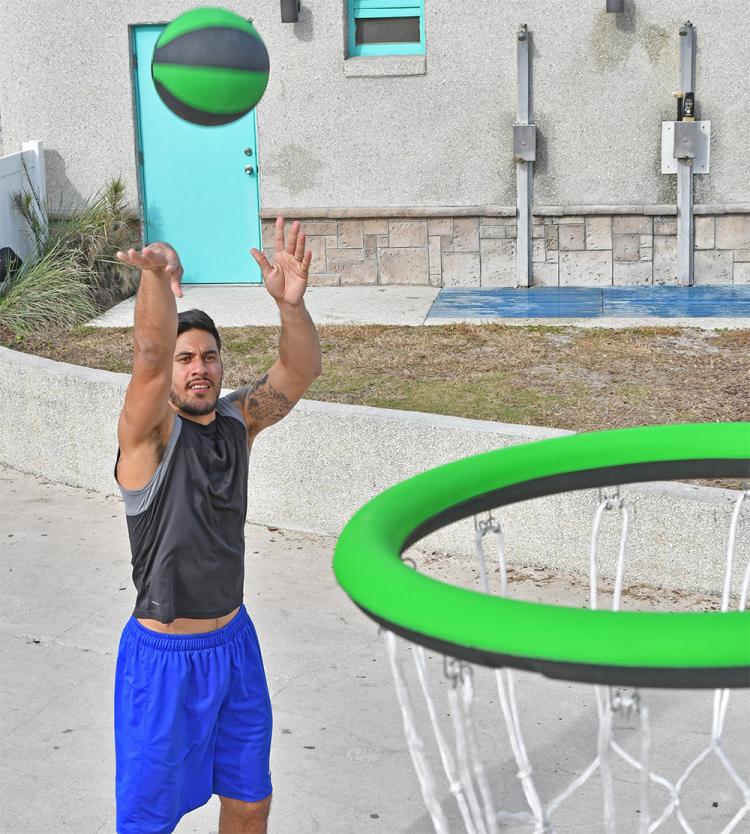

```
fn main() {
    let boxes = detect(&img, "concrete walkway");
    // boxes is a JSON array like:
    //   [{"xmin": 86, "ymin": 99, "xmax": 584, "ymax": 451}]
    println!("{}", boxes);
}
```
[
  {"xmin": 2, "ymin": 465, "xmax": 748, "ymax": 833},
  {"xmin": 87, "ymin": 285, "xmax": 750, "ymax": 329},
  {"xmin": 1, "ymin": 465, "xmax": 424, "ymax": 834}
]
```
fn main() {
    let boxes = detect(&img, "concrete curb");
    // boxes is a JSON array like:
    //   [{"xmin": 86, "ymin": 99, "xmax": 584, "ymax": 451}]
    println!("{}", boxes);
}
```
[
  {"xmin": 86, "ymin": 285, "xmax": 750, "ymax": 329},
  {"xmin": 1, "ymin": 345, "xmax": 746, "ymax": 596},
  {"xmin": 88, "ymin": 286, "xmax": 441, "ymax": 328}
]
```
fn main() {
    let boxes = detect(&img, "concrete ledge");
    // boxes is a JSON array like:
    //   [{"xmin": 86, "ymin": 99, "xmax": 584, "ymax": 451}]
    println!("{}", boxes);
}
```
[
  {"xmin": 342, "ymin": 55, "xmax": 426, "ymax": 78},
  {"xmin": 260, "ymin": 205, "xmax": 750, "ymax": 219},
  {"xmin": 1, "ymin": 345, "xmax": 746, "ymax": 596},
  {"xmin": 260, "ymin": 207, "xmax": 517, "ymax": 219},
  {"xmin": 534, "ymin": 205, "xmax": 750, "ymax": 216}
]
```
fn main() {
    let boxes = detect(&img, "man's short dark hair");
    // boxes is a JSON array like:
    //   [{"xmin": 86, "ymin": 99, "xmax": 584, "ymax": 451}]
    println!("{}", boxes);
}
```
[{"xmin": 177, "ymin": 309, "xmax": 221, "ymax": 352}]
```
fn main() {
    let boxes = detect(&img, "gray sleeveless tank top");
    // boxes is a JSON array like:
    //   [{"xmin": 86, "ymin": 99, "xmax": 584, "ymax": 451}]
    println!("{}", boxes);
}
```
[{"xmin": 115, "ymin": 397, "xmax": 249, "ymax": 623}]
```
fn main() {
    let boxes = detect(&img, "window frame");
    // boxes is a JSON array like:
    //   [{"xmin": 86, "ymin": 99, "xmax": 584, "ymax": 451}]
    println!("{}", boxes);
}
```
[{"xmin": 347, "ymin": 1, "xmax": 426, "ymax": 57}]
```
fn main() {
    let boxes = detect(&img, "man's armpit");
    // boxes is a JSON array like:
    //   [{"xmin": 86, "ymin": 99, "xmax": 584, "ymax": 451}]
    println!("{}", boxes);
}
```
[{"xmin": 228, "ymin": 373, "xmax": 295, "ymax": 429}]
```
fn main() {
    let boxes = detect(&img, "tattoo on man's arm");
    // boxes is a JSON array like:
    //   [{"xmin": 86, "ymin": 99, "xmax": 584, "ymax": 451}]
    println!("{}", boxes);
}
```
[{"xmin": 233, "ymin": 374, "xmax": 295, "ymax": 426}]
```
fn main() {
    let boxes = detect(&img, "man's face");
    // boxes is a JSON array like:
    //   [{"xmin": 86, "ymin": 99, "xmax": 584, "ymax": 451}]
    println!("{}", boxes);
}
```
[{"xmin": 170, "ymin": 329, "xmax": 223, "ymax": 417}]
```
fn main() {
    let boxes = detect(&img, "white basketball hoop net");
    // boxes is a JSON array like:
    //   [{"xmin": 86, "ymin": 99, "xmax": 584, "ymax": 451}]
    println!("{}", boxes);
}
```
[{"xmin": 385, "ymin": 487, "xmax": 750, "ymax": 833}]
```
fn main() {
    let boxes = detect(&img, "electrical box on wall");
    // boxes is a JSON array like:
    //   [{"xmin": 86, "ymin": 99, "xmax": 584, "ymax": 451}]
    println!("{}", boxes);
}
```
[
  {"xmin": 513, "ymin": 125, "xmax": 537, "ymax": 162},
  {"xmin": 661, "ymin": 121, "xmax": 711, "ymax": 174}
]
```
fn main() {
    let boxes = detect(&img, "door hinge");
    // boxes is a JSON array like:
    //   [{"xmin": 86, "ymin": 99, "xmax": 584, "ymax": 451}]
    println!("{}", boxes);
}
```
[
  {"xmin": 138, "ymin": 151, "xmax": 144, "ymax": 166},
  {"xmin": 133, "ymin": 54, "xmax": 138, "ymax": 70}
]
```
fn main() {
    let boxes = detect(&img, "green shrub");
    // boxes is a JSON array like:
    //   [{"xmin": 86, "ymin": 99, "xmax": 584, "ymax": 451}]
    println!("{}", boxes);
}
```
[
  {"xmin": 0, "ymin": 165, "xmax": 141, "ymax": 337},
  {"xmin": 0, "ymin": 238, "xmax": 97, "ymax": 336}
]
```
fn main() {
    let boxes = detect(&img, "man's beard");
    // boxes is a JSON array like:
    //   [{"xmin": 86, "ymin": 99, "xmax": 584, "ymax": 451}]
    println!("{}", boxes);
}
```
[{"xmin": 170, "ymin": 386, "xmax": 220, "ymax": 416}]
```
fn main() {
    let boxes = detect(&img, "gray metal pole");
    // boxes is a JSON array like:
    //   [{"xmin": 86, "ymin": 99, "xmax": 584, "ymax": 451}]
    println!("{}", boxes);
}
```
[
  {"xmin": 676, "ymin": 22, "xmax": 695, "ymax": 286},
  {"xmin": 516, "ymin": 25, "xmax": 533, "ymax": 288},
  {"xmin": 676, "ymin": 159, "xmax": 694, "ymax": 285},
  {"xmin": 679, "ymin": 22, "xmax": 695, "ymax": 99}
]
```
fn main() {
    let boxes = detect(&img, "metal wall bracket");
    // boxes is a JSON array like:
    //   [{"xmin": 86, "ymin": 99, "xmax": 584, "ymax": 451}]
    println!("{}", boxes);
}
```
[
  {"xmin": 513, "ymin": 125, "xmax": 536, "ymax": 162},
  {"xmin": 661, "ymin": 121, "xmax": 710, "ymax": 172},
  {"xmin": 280, "ymin": 0, "xmax": 300, "ymax": 23},
  {"xmin": 673, "ymin": 121, "xmax": 705, "ymax": 160}
]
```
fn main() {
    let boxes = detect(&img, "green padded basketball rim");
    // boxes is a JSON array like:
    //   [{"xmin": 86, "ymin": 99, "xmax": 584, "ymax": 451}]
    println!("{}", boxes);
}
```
[{"xmin": 333, "ymin": 423, "xmax": 750, "ymax": 689}]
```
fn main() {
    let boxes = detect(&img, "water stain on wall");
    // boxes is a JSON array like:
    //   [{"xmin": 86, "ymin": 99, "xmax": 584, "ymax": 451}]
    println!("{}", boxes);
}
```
[
  {"xmin": 590, "ymin": 8, "xmax": 672, "ymax": 70},
  {"xmin": 640, "ymin": 24, "xmax": 672, "ymax": 67},
  {"xmin": 591, "ymin": 10, "xmax": 632, "ymax": 69},
  {"xmin": 266, "ymin": 142, "xmax": 323, "ymax": 197}
]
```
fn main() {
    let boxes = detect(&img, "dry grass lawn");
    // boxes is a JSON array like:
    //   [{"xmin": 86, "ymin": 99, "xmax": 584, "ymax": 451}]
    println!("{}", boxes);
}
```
[
  {"xmin": 3, "ymin": 323, "xmax": 747, "ymax": 429},
  {"xmin": 3, "ymin": 323, "xmax": 747, "ymax": 488}
]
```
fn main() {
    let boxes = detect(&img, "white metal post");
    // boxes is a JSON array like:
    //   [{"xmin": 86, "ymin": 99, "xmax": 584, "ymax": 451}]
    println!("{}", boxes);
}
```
[{"xmin": 22, "ymin": 140, "xmax": 48, "ymax": 241}]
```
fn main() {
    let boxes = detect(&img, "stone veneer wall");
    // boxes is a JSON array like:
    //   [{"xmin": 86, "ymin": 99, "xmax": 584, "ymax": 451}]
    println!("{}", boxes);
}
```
[{"xmin": 261, "ymin": 212, "xmax": 750, "ymax": 287}]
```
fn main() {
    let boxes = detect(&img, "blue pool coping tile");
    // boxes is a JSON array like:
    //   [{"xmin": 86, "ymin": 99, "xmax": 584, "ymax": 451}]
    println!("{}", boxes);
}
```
[{"xmin": 426, "ymin": 286, "xmax": 750, "ymax": 319}]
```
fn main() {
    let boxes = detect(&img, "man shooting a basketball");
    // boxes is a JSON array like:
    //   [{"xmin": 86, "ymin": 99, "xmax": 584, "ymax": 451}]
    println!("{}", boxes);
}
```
[{"xmin": 112, "ymin": 217, "xmax": 321, "ymax": 834}]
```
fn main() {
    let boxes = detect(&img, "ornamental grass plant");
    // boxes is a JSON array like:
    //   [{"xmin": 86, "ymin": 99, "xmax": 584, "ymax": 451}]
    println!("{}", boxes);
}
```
[{"xmin": 0, "ymin": 166, "xmax": 140, "ymax": 337}]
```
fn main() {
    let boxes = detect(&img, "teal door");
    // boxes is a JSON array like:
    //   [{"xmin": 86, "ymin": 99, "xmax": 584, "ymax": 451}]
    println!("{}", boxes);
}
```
[{"xmin": 132, "ymin": 25, "xmax": 262, "ymax": 284}]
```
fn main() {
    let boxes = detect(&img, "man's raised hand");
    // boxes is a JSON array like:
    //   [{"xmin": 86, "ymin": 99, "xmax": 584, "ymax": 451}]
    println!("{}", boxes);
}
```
[
  {"xmin": 250, "ymin": 217, "xmax": 312, "ymax": 308},
  {"xmin": 116, "ymin": 243, "xmax": 184, "ymax": 299}
]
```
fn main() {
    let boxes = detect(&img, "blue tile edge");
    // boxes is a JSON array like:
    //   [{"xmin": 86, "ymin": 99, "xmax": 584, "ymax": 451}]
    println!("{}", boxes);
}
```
[{"xmin": 426, "ymin": 287, "xmax": 750, "ymax": 319}]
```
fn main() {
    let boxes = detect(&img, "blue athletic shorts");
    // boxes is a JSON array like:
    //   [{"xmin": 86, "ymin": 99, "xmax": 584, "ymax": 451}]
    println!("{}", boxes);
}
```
[{"xmin": 114, "ymin": 604, "xmax": 272, "ymax": 834}]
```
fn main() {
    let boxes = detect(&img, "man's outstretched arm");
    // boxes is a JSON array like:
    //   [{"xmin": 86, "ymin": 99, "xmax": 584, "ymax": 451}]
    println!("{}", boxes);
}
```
[
  {"xmin": 114, "ymin": 243, "xmax": 184, "ymax": 487},
  {"xmin": 227, "ymin": 217, "xmax": 322, "ymax": 438}
]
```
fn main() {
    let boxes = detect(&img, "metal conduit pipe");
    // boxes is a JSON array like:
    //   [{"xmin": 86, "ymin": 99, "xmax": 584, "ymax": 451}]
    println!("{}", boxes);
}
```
[{"xmin": 514, "ymin": 24, "xmax": 535, "ymax": 287}]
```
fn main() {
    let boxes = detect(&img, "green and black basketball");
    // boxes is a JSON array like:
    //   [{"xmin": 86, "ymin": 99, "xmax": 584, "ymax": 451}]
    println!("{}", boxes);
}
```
[{"xmin": 151, "ymin": 7, "xmax": 270, "ymax": 126}]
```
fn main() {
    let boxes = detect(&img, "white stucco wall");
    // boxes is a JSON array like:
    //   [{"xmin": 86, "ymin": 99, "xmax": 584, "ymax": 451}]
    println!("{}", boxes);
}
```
[{"xmin": 0, "ymin": 1, "xmax": 748, "ymax": 215}]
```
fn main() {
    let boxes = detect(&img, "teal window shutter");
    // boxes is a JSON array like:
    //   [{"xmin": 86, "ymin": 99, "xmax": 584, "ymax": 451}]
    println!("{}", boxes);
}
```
[{"xmin": 348, "ymin": 1, "xmax": 426, "ymax": 57}]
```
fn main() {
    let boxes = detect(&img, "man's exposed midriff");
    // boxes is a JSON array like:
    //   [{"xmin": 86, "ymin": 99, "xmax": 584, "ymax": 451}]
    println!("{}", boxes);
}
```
[{"xmin": 136, "ymin": 606, "xmax": 241, "ymax": 634}]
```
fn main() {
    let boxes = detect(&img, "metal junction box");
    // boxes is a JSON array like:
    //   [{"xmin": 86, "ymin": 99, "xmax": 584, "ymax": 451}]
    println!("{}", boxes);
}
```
[
  {"xmin": 661, "ymin": 121, "xmax": 710, "ymax": 174},
  {"xmin": 513, "ymin": 124, "xmax": 537, "ymax": 162}
]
